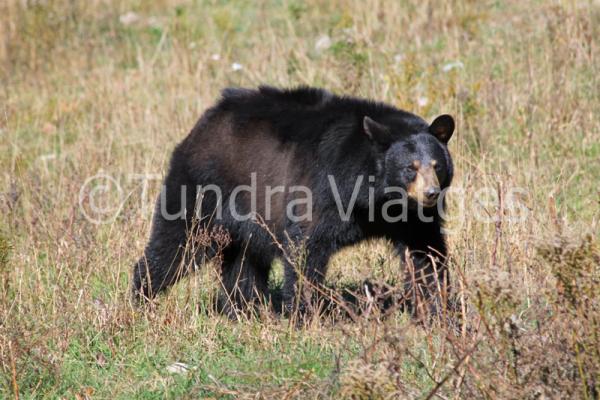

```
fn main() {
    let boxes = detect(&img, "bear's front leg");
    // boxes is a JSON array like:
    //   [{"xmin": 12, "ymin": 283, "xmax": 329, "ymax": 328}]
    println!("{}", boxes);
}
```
[{"xmin": 394, "ymin": 227, "xmax": 450, "ymax": 319}]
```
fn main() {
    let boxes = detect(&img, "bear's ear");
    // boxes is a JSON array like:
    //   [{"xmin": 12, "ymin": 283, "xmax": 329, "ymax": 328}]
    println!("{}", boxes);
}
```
[
  {"xmin": 363, "ymin": 116, "xmax": 392, "ymax": 145},
  {"xmin": 429, "ymin": 114, "xmax": 455, "ymax": 144}
]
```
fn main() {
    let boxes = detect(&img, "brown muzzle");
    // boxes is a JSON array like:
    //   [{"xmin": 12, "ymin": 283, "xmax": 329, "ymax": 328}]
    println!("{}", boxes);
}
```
[{"xmin": 407, "ymin": 160, "xmax": 440, "ymax": 207}]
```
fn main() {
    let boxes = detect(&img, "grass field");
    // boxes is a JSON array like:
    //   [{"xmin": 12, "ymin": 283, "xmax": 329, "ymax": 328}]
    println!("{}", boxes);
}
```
[{"xmin": 1, "ymin": 0, "xmax": 599, "ymax": 398}]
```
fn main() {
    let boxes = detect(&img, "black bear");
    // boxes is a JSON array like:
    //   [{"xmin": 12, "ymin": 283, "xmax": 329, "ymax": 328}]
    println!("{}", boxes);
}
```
[{"xmin": 132, "ymin": 86, "xmax": 455, "ymax": 318}]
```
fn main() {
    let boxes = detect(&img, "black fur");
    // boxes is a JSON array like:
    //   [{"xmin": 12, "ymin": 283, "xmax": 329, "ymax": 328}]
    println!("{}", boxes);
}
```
[{"xmin": 132, "ymin": 86, "xmax": 455, "ymax": 318}]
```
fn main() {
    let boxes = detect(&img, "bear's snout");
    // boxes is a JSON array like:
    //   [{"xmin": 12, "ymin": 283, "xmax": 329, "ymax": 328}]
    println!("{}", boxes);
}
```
[
  {"xmin": 406, "ymin": 163, "xmax": 441, "ymax": 207},
  {"xmin": 425, "ymin": 186, "xmax": 440, "ymax": 201}
]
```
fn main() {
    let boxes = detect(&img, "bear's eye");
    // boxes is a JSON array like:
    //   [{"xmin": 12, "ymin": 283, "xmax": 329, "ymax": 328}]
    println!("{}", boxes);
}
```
[{"xmin": 403, "ymin": 166, "xmax": 417, "ymax": 179}]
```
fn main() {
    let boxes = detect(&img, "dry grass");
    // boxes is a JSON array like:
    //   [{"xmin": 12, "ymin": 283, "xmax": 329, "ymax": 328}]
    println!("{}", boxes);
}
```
[{"xmin": 1, "ymin": 0, "xmax": 599, "ymax": 398}]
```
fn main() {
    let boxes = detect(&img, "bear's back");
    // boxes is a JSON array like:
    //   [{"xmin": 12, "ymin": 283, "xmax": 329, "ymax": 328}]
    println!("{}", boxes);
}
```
[
  {"xmin": 220, "ymin": 86, "xmax": 333, "ymax": 112},
  {"xmin": 220, "ymin": 86, "xmax": 427, "ymax": 141},
  {"xmin": 214, "ymin": 86, "xmax": 421, "ymax": 145}
]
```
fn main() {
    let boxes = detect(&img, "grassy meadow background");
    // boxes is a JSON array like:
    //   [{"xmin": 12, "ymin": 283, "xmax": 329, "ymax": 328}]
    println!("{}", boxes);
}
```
[{"xmin": 1, "ymin": 0, "xmax": 599, "ymax": 398}]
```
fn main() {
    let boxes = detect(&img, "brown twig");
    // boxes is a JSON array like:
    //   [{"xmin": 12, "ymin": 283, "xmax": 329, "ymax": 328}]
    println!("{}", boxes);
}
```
[
  {"xmin": 424, "ymin": 339, "xmax": 481, "ymax": 400},
  {"xmin": 9, "ymin": 340, "xmax": 19, "ymax": 400}
]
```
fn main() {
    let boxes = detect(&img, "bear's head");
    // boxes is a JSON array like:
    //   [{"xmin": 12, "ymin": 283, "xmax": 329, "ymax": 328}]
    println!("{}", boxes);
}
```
[{"xmin": 364, "ymin": 114, "xmax": 455, "ymax": 209}]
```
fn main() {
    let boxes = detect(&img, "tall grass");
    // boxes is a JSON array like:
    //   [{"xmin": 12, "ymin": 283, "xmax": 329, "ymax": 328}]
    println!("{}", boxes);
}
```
[{"xmin": 1, "ymin": 0, "xmax": 599, "ymax": 398}]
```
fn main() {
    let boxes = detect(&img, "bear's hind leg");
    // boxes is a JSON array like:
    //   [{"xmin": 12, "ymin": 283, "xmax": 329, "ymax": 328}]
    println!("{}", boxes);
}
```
[
  {"xmin": 217, "ymin": 248, "xmax": 271, "ymax": 319},
  {"xmin": 132, "ymin": 214, "xmax": 193, "ymax": 302},
  {"xmin": 282, "ymin": 236, "xmax": 335, "ymax": 317},
  {"xmin": 132, "ymin": 149, "xmax": 197, "ymax": 302}
]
